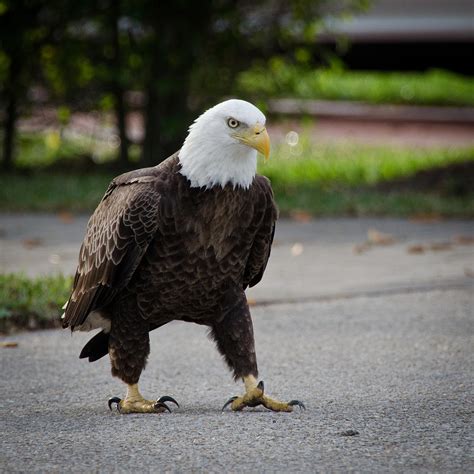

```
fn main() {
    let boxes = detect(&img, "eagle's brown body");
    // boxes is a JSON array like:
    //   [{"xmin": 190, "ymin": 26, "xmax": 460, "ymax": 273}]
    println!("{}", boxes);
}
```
[{"xmin": 63, "ymin": 153, "xmax": 277, "ymax": 386}]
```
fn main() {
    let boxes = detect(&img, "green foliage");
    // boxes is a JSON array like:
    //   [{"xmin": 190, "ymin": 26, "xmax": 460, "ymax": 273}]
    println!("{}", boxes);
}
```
[
  {"xmin": 1, "ymin": 0, "xmax": 368, "ymax": 169},
  {"xmin": 10, "ymin": 131, "xmax": 124, "ymax": 170},
  {"xmin": 0, "ymin": 274, "xmax": 72, "ymax": 332},
  {"xmin": 1, "ymin": 169, "xmax": 471, "ymax": 217},
  {"xmin": 263, "ymin": 139, "xmax": 474, "ymax": 186},
  {"xmin": 238, "ymin": 61, "xmax": 474, "ymax": 106},
  {"xmin": 0, "ymin": 173, "xmax": 112, "ymax": 212},
  {"xmin": 2, "ymin": 139, "xmax": 473, "ymax": 216}
]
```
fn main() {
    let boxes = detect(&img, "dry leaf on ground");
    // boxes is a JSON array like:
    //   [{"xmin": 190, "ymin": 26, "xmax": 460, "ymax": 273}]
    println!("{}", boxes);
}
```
[
  {"xmin": 367, "ymin": 229, "xmax": 396, "ymax": 246},
  {"xmin": 22, "ymin": 238, "xmax": 42, "ymax": 249},
  {"xmin": 57, "ymin": 211, "xmax": 74, "ymax": 223},
  {"xmin": 464, "ymin": 268, "xmax": 474, "ymax": 278},
  {"xmin": 289, "ymin": 210, "xmax": 313, "ymax": 223},
  {"xmin": 409, "ymin": 214, "xmax": 442, "ymax": 223},
  {"xmin": 407, "ymin": 245, "xmax": 425, "ymax": 254},
  {"xmin": 430, "ymin": 242, "xmax": 452, "ymax": 251},
  {"xmin": 353, "ymin": 243, "xmax": 372, "ymax": 254},
  {"xmin": 453, "ymin": 235, "xmax": 474, "ymax": 245},
  {"xmin": 0, "ymin": 342, "xmax": 18, "ymax": 348}
]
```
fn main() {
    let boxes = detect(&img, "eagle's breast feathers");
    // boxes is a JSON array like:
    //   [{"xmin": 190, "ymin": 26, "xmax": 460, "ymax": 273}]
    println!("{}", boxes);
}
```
[{"xmin": 62, "ymin": 154, "xmax": 277, "ymax": 331}]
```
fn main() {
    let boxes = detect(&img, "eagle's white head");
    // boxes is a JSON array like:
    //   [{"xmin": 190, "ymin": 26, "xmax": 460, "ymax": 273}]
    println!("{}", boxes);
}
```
[{"xmin": 178, "ymin": 99, "xmax": 270, "ymax": 189}]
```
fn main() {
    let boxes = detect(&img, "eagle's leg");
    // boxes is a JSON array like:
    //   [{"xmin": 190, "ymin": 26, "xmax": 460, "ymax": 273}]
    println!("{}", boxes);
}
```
[
  {"xmin": 107, "ymin": 298, "xmax": 178, "ymax": 414},
  {"xmin": 213, "ymin": 293, "xmax": 305, "ymax": 413}
]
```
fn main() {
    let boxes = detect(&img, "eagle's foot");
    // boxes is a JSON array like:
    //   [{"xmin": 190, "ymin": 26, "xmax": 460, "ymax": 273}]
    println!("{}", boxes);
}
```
[
  {"xmin": 108, "ymin": 384, "xmax": 179, "ymax": 414},
  {"xmin": 222, "ymin": 380, "xmax": 305, "ymax": 413}
]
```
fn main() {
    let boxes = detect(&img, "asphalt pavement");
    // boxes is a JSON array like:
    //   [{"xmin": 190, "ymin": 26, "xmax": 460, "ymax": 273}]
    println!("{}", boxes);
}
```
[{"xmin": 1, "ymin": 214, "xmax": 473, "ymax": 472}]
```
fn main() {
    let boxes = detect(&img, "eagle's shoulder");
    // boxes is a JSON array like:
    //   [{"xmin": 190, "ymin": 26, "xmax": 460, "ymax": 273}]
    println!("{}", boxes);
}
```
[
  {"xmin": 63, "ymin": 153, "xmax": 180, "ymax": 330},
  {"xmin": 102, "ymin": 152, "xmax": 180, "ymax": 200},
  {"xmin": 252, "ymin": 174, "xmax": 272, "ymax": 193}
]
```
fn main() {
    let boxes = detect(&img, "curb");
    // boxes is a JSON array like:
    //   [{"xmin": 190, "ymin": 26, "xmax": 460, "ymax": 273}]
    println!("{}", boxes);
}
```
[{"xmin": 268, "ymin": 99, "xmax": 474, "ymax": 124}]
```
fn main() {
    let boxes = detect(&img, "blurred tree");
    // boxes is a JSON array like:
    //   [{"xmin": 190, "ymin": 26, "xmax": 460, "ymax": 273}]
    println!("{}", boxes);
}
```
[
  {"xmin": 109, "ymin": 0, "xmax": 129, "ymax": 166},
  {"xmin": 135, "ymin": 0, "xmax": 368, "ymax": 165},
  {"xmin": 0, "ymin": 0, "xmax": 367, "ymax": 170},
  {"xmin": 0, "ymin": 0, "xmax": 45, "ymax": 171},
  {"xmin": 0, "ymin": 0, "xmax": 90, "ymax": 170}
]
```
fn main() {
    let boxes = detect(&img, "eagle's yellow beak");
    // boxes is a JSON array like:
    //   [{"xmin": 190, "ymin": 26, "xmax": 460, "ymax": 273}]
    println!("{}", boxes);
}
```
[{"xmin": 234, "ymin": 123, "xmax": 270, "ymax": 162}]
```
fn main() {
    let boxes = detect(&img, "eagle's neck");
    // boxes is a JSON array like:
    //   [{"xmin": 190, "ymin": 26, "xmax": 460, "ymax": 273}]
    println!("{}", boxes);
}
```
[{"xmin": 178, "ymin": 136, "xmax": 257, "ymax": 190}]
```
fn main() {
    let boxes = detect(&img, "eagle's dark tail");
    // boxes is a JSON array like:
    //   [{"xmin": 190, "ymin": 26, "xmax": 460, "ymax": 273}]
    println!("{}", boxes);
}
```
[{"xmin": 79, "ymin": 331, "xmax": 109, "ymax": 362}]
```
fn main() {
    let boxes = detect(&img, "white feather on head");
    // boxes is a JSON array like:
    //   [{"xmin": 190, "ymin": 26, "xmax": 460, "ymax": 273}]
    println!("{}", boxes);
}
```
[{"xmin": 178, "ymin": 99, "xmax": 267, "ymax": 189}]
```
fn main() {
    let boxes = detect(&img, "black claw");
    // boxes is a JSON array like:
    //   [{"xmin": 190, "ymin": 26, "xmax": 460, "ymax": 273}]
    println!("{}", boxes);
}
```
[
  {"xmin": 222, "ymin": 396, "xmax": 238, "ymax": 411},
  {"xmin": 288, "ymin": 400, "xmax": 306, "ymax": 410},
  {"xmin": 154, "ymin": 401, "xmax": 171, "ymax": 413},
  {"xmin": 108, "ymin": 397, "xmax": 122, "ymax": 412},
  {"xmin": 157, "ymin": 396, "xmax": 179, "ymax": 408},
  {"xmin": 257, "ymin": 380, "xmax": 264, "ymax": 392}
]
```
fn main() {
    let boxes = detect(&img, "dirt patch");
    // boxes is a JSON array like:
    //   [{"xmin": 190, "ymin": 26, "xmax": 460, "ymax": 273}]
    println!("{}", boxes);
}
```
[{"xmin": 375, "ymin": 161, "xmax": 474, "ymax": 196}]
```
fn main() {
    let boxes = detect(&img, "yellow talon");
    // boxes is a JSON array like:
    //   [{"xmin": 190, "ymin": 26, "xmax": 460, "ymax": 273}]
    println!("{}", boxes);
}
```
[
  {"xmin": 108, "ymin": 384, "xmax": 179, "ymax": 414},
  {"xmin": 223, "ymin": 378, "xmax": 305, "ymax": 413}
]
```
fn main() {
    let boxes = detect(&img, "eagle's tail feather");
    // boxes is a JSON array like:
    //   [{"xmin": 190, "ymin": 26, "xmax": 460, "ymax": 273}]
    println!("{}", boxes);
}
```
[{"xmin": 79, "ymin": 331, "xmax": 109, "ymax": 362}]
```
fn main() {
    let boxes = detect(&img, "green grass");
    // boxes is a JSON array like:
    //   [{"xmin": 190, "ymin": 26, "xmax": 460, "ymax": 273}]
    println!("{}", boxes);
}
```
[
  {"xmin": 0, "ymin": 173, "xmax": 113, "ymax": 212},
  {"xmin": 0, "ymin": 274, "xmax": 72, "ymax": 333},
  {"xmin": 271, "ymin": 184, "xmax": 473, "ymax": 217},
  {"xmin": 1, "ymin": 172, "xmax": 471, "ymax": 216},
  {"xmin": 1, "ymin": 141, "xmax": 473, "ymax": 216},
  {"xmin": 238, "ymin": 61, "xmax": 474, "ymax": 107},
  {"xmin": 265, "ymin": 140, "xmax": 474, "ymax": 186}
]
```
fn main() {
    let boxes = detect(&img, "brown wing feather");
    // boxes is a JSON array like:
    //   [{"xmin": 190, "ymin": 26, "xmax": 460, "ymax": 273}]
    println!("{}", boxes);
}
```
[
  {"xmin": 243, "ymin": 176, "xmax": 278, "ymax": 289},
  {"xmin": 63, "ymin": 174, "xmax": 161, "ymax": 330}
]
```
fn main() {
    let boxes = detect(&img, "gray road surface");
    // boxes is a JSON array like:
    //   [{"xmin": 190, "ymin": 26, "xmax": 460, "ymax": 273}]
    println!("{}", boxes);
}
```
[
  {"xmin": 1, "ymin": 215, "xmax": 474, "ymax": 472},
  {"xmin": 1, "ymin": 214, "xmax": 473, "ymax": 302},
  {"xmin": 1, "ymin": 289, "xmax": 473, "ymax": 472}
]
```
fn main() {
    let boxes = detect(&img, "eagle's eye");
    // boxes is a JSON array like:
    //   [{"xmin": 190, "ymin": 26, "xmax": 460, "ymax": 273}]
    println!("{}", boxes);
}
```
[{"xmin": 227, "ymin": 118, "xmax": 240, "ymax": 129}]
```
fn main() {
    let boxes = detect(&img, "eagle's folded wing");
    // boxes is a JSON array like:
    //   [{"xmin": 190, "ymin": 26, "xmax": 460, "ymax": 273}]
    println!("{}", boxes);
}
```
[{"xmin": 62, "ymin": 174, "xmax": 161, "ymax": 330}]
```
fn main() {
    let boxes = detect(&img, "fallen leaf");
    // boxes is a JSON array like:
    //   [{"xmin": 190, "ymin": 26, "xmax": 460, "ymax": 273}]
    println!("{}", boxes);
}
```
[
  {"xmin": 57, "ymin": 211, "xmax": 74, "ymax": 223},
  {"xmin": 464, "ymin": 268, "xmax": 474, "ymax": 278},
  {"xmin": 407, "ymin": 245, "xmax": 425, "ymax": 254},
  {"xmin": 0, "ymin": 342, "xmax": 18, "ymax": 348},
  {"xmin": 291, "ymin": 243, "xmax": 304, "ymax": 256},
  {"xmin": 429, "ymin": 242, "xmax": 452, "ymax": 251},
  {"xmin": 22, "ymin": 238, "xmax": 42, "ymax": 249},
  {"xmin": 453, "ymin": 235, "xmax": 474, "ymax": 245},
  {"xmin": 409, "ymin": 214, "xmax": 442, "ymax": 223},
  {"xmin": 367, "ymin": 229, "xmax": 396, "ymax": 246},
  {"xmin": 289, "ymin": 210, "xmax": 312, "ymax": 223},
  {"xmin": 353, "ymin": 243, "xmax": 371, "ymax": 254}
]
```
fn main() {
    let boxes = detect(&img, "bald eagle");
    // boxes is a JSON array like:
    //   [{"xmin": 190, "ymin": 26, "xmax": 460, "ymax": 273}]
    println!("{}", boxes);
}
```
[{"xmin": 62, "ymin": 100, "xmax": 304, "ymax": 413}]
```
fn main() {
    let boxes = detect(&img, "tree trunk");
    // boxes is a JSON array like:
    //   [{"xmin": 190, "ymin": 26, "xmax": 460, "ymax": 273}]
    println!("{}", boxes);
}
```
[
  {"xmin": 142, "ymin": 82, "xmax": 160, "ymax": 166},
  {"xmin": 142, "ymin": 48, "xmax": 161, "ymax": 166},
  {"xmin": 142, "ymin": 85, "xmax": 190, "ymax": 166},
  {"xmin": 113, "ymin": 85, "xmax": 129, "ymax": 168},
  {"xmin": 2, "ymin": 54, "xmax": 20, "ymax": 172},
  {"xmin": 110, "ymin": 0, "xmax": 129, "ymax": 168},
  {"xmin": 142, "ymin": 56, "xmax": 191, "ymax": 166}
]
